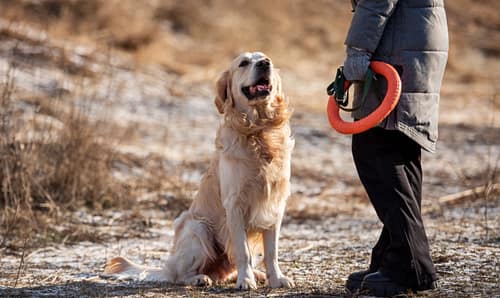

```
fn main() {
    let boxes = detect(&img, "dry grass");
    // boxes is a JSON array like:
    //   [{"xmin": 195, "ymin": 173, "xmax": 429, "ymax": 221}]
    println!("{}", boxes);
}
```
[
  {"xmin": 445, "ymin": 0, "xmax": 500, "ymax": 81},
  {"xmin": 0, "ymin": 62, "xmax": 130, "ymax": 247},
  {"xmin": 0, "ymin": 0, "xmax": 352, "ymax": 74},
  {"xmin": 2, "ymin": 0, "xmax": 498, "ymax": 80},
  {"xmin": 0, "ymin": 66, "xmax": 196, "ymax": 249}
]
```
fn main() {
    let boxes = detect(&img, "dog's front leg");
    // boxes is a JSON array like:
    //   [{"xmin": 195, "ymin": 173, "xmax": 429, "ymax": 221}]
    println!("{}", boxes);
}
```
[
  {"xmin": 263, "ymin": 224, "xmax": 294, "ymax": 288},
  {"xmin": 226, "ymin": 207, "xmax": 257, "ymax": 290}
]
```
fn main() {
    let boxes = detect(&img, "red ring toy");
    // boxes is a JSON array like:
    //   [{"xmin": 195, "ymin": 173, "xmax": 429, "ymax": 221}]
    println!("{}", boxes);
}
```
[{"xmin": 327, "ymin": 61, "xmax": 401, "ymax": 134}]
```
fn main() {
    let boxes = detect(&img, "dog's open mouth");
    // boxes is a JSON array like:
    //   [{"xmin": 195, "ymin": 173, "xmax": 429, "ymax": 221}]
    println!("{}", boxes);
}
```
[{"xmin": 242, "ymin": 77, "xmax": 272, "ymax": 100}]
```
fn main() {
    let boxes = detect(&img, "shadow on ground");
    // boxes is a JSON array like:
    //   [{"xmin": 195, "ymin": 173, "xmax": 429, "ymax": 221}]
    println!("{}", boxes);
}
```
[{"xmin": 1, "ymin": 281, "xmax": 348, "ymax": 297}]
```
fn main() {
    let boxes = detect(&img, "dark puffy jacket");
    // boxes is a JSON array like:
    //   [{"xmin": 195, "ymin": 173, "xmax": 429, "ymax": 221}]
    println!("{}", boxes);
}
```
[{"xmin": 346, "ymin": 0, "xmax": 448, "ymax": 152}]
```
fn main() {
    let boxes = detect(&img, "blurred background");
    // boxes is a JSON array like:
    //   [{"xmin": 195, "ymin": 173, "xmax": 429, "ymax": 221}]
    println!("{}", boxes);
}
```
[
  {"xmin": 1, "ymin": 0, "xmax": 498, "ymax": 104},
  {"xmin": 0, "ymin": 0, "xmax": 498, "ymax": 296}
]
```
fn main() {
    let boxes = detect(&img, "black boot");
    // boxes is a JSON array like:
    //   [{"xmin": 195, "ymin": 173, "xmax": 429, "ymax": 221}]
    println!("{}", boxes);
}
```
[
  {"xmin": 345, "ymin": 269, "xmax": 373, "ymax": 292},
  {"xmin": 360, "ymin": 271, "xmax": 410, "ymax": 297}
]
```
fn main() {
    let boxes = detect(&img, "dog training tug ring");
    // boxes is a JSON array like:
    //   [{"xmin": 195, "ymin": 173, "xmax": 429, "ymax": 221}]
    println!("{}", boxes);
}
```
[{"xmin": 326, "ymin": 61, "xmax": 401, "ymax": 134}]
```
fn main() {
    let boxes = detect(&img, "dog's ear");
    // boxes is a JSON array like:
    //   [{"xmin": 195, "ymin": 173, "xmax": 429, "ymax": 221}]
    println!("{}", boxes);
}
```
[{"xmin": 214, "ymin": 70, "xmax": 230, "ymax": 114}]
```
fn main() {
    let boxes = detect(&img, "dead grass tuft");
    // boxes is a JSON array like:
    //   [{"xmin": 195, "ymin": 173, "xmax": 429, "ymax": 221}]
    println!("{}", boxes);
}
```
[{"xmin": 0, "ymin": 63, "xmax": 130, "ymax": 247}]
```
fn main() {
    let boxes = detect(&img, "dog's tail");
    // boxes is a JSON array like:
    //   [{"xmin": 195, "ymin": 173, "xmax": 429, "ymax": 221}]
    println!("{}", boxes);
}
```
[{"xmin": 103, "ymin": 256, "xmax": 172, "ymax": 282}]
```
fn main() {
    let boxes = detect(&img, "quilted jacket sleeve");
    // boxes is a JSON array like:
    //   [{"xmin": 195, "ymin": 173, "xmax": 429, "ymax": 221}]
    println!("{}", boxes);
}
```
[{"xmin": 345, "ymin": 0, "xmax": 399, "ymax": 53}]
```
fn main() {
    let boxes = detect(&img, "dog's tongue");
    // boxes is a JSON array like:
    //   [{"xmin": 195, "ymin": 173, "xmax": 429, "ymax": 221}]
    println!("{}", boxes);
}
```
[
  {"xmin": 250, "ymin": 84, "xmax": 269, "ymax": 95},
  {"xmin": 257, "ymin": 85, "xmax": 269, "ymax": 91}
]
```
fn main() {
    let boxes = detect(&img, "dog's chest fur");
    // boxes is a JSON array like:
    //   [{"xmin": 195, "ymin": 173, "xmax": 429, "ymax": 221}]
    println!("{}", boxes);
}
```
[{"xmin": 216, "ymin": 123, "xmax": 294, "ymax": 229}]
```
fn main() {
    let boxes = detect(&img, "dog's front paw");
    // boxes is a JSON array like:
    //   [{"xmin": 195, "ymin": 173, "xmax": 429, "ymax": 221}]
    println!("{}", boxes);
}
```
[
  {"xmin": 235, "ymin": 266, "xmax": 257, "ymax": 290},
  {"xmin": 269, "ymin": 275, "xmax": 294, "ymax": 288},
  {"xmin": 236, "ymin": 277, "xmax": 257, "ymax": 290}
]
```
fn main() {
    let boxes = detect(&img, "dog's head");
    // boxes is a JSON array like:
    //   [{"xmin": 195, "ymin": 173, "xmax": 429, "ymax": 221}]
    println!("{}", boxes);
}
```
[{"xmin": 214, "ymin": 52, "xmax": 282, "ymax": 115}]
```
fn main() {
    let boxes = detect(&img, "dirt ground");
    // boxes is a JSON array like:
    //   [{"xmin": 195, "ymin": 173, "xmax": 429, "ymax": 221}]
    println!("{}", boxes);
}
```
[
  {"xmin": 0, "ymin": 1, "xmax": 499, "ymax": 297},
  {"xmin": 1, "ymin": 211, "xmax": 499, "ymax": 297}
]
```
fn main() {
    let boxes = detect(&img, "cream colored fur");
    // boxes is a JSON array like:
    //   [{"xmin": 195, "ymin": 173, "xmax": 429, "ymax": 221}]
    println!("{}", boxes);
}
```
[{"xmin": 104, "ymin": 52, "xmax": 294, "ymax": 290}]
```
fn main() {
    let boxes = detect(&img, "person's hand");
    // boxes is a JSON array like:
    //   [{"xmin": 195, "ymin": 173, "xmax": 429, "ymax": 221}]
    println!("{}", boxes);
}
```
[{"xmin": 343, "ymin": 46, "xmax": 372, "ymax": 81}]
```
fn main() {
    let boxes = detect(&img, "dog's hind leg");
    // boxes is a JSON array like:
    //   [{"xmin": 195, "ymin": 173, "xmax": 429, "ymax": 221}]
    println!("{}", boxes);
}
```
[{"xmin": 168, "ymin": 213, "xmax": 219, "ymax": 286}]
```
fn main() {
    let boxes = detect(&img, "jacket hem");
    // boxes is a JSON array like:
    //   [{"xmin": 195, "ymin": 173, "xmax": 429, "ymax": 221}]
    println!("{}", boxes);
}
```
[{"xmin": 396, "ymin": 122, "xmax": 436, "ymax": 153}]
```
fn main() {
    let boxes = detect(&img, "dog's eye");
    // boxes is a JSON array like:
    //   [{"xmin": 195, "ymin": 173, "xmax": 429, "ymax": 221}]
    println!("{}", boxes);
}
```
[{"xmin": 239, "ymin": 60, "xmax": 250, "ymax": 67}]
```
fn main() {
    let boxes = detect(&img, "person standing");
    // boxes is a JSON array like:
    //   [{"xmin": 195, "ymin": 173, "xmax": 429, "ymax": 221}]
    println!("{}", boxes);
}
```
[{"xmin": 341, "ymin": 0, "xmax": 449, "ymax": 296}]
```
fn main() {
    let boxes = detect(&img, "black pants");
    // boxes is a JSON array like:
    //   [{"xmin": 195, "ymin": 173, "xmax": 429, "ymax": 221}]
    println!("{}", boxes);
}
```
[{"xmin": 352, "ymin": 127, "xmax": 437, "ymax": 290}]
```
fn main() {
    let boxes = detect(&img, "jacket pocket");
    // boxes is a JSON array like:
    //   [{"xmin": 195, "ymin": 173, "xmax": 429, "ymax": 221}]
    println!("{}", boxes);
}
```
[
  {"xmin": 399, "ymin": 51, "xmax": 448, "ymax": 94},
  {"xmin": 397, "ymin": 93, "xmax": 439, "ymax": 142}
]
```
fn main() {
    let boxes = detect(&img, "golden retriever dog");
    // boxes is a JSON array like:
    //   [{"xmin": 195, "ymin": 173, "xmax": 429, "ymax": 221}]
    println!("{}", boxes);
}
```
[{"xmin": 104, "ymin": 52, "xmax": 294, "ymax": 290}]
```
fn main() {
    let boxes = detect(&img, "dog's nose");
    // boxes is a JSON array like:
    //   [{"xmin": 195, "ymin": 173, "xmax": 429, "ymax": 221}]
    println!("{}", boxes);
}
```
[{"xmin": 256, "ymin": 59, "xmax": 271, "ymax": 68}]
